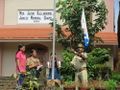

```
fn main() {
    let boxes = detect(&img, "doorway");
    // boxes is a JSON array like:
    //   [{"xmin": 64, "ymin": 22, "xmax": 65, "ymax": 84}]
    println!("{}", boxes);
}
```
[{"xmin": 26, "ymin": 43, "xmax": 48, "ymax": 64}]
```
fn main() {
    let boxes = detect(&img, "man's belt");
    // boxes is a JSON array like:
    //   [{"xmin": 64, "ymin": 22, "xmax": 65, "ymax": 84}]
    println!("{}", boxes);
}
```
[{"xmin": 77, "ymin": 67, "xmax": 87, "ymax": 72}]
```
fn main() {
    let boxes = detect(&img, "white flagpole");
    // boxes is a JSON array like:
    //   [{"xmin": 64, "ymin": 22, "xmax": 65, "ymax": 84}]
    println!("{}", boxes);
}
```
[{"xmin": 52, "ymin": 0, "xmax": 56, "ymax": 80}]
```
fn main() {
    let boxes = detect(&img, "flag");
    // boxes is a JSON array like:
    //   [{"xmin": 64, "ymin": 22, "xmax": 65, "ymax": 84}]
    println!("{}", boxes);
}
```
[{"xmin": 81, "ymin": 8, "xmax": 89, "ymax": 47}]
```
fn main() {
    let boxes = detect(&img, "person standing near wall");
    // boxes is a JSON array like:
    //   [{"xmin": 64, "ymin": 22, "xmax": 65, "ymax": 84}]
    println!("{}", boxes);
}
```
[
  {"xmin": 27, "ymin": 49, "xmax": 46, "ymax": 90},
  {"xmin": 71, "ymin": 44, "xmax": 88, "ymax": 90},
  {"xmin": 47, "ymin": 53, "xmax": 61, "ymax": 86},
  {"xmin": 15, "ymin": 44, "xmax": 27, "ymax": 88},
  {"xmin": 27, "ymin": 49, "xmax": 41, "ymax": 78}
]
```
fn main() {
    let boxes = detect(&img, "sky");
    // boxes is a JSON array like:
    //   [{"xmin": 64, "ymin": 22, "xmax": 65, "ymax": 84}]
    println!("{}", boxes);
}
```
[{"xmin": 114, "ymin": 0, "xmax": 119, "ymax": 33}]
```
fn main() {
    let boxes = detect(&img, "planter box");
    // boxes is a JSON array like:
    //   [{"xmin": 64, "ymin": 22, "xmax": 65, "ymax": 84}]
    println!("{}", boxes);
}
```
[
  {"xmin": 63, "ymin": 81, "xmax": 120, "ymax": 90},
  {"xmin": 64, "ymin": 87, "xmax": 106, "ymax": 90},
  {"xmin": 64, "ymin": 87, "xmax": 89, "ymax": 90}
]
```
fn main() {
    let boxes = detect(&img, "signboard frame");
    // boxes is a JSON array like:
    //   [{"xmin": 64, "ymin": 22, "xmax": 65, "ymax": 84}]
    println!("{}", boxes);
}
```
[{"xmin": 18, "ymin": 9, "xmax": 54, "ymax": 24}]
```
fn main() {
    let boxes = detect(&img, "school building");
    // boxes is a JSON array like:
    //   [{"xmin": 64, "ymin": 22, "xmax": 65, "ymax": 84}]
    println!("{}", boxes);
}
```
[{"xmin": 0, "ymin": 0, "xmax": 118, "ymax": 76}]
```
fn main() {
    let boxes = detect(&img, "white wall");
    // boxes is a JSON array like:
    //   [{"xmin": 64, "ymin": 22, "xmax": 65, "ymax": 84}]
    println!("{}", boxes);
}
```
[{"xmin": 2, "ymin": 43, "xmax": 17, "ymax": 76}]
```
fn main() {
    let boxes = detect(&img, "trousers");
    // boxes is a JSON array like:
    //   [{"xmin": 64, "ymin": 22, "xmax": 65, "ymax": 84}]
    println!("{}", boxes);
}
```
[{"xmin": 75, "ymin": 69, "xmax": 88, "ymax": 90}]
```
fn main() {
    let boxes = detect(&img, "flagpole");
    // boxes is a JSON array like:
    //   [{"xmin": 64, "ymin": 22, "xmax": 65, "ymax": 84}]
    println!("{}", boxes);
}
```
[{"xmin": 52, "ymin": 0, "xmax": 56, "ymax": 80}]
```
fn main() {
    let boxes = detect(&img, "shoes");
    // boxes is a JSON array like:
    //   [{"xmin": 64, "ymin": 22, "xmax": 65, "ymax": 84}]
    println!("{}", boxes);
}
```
[{"xmin": 16, "ymin": 84, "xmax": 22, "ymax": 90}]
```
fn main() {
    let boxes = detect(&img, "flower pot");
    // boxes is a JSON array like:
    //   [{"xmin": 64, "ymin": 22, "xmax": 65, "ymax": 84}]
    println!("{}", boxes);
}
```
[
  {"xmin": 80, "ymin": 87, "xmax": 88, "ymax": 90},
  {"xmin": 64, "ymin": 87, "xmax": 75, "ymax": 90}
]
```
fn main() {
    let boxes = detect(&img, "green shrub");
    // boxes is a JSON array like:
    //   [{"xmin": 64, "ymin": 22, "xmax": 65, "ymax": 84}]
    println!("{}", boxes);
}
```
[
  {"xmin": 88, "ymin": 48, "xmax": 110, "ymax": 64},
  {"xmin": 104, "ymin": 80, "xmax": 117, "ymax": 90},
  {"xmin": 61, "ymin": 50, "xmax": 75, "ymax": 82},
  {"xmin": 111, "ymin": 72, "xmax": 120, "ymax": 83},
  {"xmin": 87, "ymin": 48, "xmax": 111, "ymax": 80}
]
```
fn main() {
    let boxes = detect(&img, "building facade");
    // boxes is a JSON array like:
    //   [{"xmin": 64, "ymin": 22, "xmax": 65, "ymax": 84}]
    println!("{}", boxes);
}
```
[{"xmin": 0, "ymin": 0, "xmax": 118, "ymax": 76}]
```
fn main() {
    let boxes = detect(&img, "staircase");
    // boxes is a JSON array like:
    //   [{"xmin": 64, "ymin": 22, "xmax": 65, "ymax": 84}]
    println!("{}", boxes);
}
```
[{"xmin": 0, "ymin": 77, "xmax": 16, "ymax": 90}]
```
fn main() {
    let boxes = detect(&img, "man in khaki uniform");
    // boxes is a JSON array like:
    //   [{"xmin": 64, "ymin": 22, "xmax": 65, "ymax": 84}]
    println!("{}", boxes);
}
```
[{"xmin": 71, "ymin": 44, "xmax": 88, "ymax": 90}]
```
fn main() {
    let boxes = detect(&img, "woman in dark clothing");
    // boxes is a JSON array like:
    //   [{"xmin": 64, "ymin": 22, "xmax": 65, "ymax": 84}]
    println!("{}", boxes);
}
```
[{"xmin": 47, "ymin": 53, "xmax": 61, "ymax": 80}]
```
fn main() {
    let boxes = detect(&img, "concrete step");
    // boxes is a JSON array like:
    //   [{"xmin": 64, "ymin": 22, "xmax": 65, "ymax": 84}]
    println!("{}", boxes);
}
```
[{"xmin": 0, "ymin": 76, "xmax": 16, "ymax": 90}]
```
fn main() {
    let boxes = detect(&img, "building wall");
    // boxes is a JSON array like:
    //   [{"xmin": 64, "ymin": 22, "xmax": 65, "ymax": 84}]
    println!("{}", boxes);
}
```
[
  {"xmin": 0, "ymin": 0, "xmax": 4, "ymax": 25},
  {"xmin": 0, "ymin": 0, "xmax": 115, "ymax": 75},
  {"xmin": 3, "ymin": 0, "xmax": 113, "ymax": 27},
  {"xmin": 103, "ymin": 0, "xmax": 114, "ymax": 32},
  {"xmin": 0, "ymin": 44, "xmax": 3, "ymax": 76},
  {"xmin": 2, "ymin": 43, "xmax": 16, "ymax": 76},
  {"xmin": 92, "ymin": 0, "xmax": 114, "ymax": 32},
  {"xmin": 1, "ymin": 42, "xmax": 63, "ymax": 76},
  {"xmin": 4, "ymin": 0, "xmax": 53, "ymax": 25}
]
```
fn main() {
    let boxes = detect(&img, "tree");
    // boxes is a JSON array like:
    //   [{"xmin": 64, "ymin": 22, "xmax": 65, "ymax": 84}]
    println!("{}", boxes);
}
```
[{"xmin": 56, "ymin": 0, "xmax": 108, "ymax": 51}]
